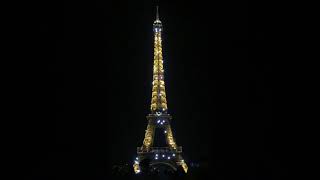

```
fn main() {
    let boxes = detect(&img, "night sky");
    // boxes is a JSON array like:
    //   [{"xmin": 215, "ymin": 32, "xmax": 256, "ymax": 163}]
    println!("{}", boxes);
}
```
[{"xmin": 20, "ymin": 0, "xmax": 289, "ymax": 179}]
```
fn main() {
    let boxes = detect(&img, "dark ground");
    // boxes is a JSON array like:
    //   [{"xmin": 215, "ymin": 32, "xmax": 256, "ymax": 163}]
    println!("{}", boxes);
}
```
[{"xmin": 15, "ymin": 0, "xmax": 290, "ymax": 179}]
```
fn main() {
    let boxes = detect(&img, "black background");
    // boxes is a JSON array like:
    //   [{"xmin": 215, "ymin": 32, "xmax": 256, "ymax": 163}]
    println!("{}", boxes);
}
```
[{"xmin": 19, "ymin": 0, "xmax": 289, "ymax": 179}]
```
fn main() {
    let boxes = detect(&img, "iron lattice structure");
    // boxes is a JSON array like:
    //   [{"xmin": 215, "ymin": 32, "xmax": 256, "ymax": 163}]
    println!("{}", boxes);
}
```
[{"xmin": 133, "ymin": 7, "xmax": 188, "ymax": 174}]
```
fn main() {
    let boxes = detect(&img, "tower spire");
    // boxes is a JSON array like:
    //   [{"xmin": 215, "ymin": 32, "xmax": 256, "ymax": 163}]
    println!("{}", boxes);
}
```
[{"xmin": 156, "ymin": 6, "xmax": 159, "ymax": 20}]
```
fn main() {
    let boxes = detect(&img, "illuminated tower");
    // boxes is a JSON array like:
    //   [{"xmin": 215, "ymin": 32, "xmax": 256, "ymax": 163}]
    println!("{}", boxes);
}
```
[{"xmin": 133, "ymin": 6, "xmax": 188, "ymax": 174}]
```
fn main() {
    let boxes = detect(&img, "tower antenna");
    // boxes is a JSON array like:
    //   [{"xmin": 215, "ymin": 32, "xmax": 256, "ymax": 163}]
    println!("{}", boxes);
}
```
[{"xmin": 156, "ymin": 6, "xmax": 159, "ymax": 20}]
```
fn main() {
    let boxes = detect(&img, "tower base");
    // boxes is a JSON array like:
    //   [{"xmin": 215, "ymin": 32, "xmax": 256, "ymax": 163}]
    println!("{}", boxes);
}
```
[{"xmin": 133, "ymin": 147, "xmax": 188, "ymax": 174}]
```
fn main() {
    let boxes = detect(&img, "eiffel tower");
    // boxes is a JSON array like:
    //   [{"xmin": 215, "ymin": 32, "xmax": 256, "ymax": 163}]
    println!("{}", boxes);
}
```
[{"xmin": 133, "ymin": 6, "xmax": 188, "ymax": 174}]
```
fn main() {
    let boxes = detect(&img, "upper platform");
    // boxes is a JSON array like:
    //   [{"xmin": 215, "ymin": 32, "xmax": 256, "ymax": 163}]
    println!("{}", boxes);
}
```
[{"xmin": 153, "ymin": 6, "xmax": 162, "ymax": 32}]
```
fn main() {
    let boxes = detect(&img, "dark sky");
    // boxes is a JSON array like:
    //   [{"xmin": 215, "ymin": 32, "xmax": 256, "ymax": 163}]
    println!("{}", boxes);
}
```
[{"xmin": 20, "ymin": 0, "xmax": 288, "ymax": 179}]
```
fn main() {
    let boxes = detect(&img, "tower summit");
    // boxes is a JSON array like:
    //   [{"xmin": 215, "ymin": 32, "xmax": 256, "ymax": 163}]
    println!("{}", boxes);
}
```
[{"xmin": 133, "ymin": 7, "xmax": 188, "ymax": 174}]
